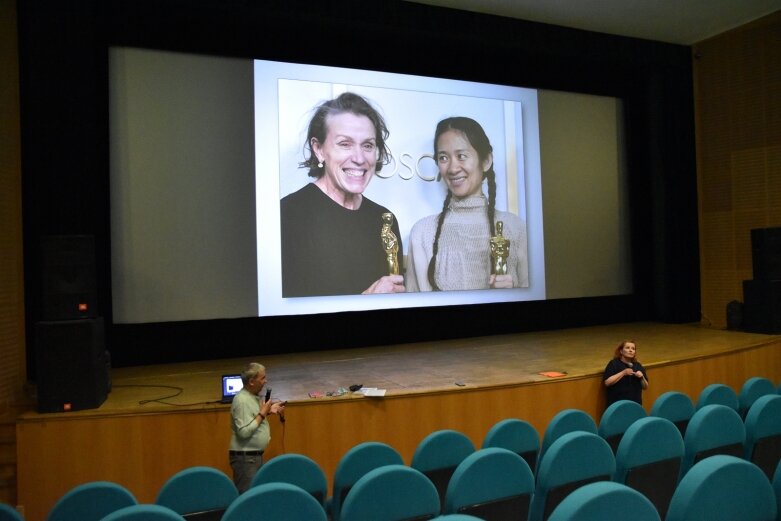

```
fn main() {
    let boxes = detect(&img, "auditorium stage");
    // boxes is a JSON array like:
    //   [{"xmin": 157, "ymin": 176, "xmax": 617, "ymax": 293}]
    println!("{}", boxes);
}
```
[
  {"xmin": 23, "ymin": 321, "xmax": 779, "ymax": 415},
  {"xmin": 15, "ymin": 322, "xmax": 781, "ymax": 521}
]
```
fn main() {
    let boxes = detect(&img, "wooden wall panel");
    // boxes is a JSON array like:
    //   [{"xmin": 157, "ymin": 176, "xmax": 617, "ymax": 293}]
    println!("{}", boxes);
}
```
[
  {"xmin": 695, "ymin": 11, "xmax": 781, "ymax": 328},
  {"xmin": 0, "ymin": 0, "xmax": 26, "ymax": 507}
]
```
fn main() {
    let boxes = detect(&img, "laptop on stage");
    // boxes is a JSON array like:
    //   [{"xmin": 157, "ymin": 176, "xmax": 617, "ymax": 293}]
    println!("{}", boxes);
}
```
[{"xmin": 220, "ymin": 374, "xmax": 243, "ymax": 403}]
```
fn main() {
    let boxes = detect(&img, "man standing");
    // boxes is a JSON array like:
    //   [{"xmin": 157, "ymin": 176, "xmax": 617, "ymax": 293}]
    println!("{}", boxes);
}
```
[{"xmin": 229, "ymin": 362, "xmax": 285, "ymax": 493}]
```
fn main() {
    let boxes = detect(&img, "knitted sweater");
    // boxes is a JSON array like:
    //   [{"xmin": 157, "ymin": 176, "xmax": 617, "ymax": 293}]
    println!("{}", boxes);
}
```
[{"xmin": 406, "ymin": 193, "xmax": 528, "ymax": 291}]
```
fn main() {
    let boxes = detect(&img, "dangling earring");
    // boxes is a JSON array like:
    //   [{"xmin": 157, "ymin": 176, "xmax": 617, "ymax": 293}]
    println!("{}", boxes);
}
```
[{"xmin": 318, "ymin": 160, "xmax": 324, "ymax": 168}]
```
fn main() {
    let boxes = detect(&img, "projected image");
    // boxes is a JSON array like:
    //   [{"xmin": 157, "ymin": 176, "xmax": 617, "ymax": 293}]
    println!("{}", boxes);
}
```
[
  {"xmin": 108, "ymin": 48, "xmax": 631, "ymax": 324},
  {"xmin": 256, "ymin": 60, "xmax": 545, "ymax": 315}
]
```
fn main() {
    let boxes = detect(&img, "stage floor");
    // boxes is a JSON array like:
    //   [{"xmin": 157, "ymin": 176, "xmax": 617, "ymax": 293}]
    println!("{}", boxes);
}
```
[{"xmin": 27, "ymin": 321, "xmax": 776, "ymax": 419}]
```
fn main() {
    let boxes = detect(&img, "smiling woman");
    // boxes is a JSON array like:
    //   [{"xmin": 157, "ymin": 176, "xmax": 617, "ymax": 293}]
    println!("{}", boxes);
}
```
[
  {"xmin": 405, "ymin": 116, "xmax": 529, "ymax": 292},
  {"xmin": 279, "ymin": 92, "xmax": 406, "ymax": 298}
]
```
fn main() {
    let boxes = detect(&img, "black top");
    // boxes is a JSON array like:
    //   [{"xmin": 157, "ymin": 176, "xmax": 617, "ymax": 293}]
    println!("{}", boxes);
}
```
[
  {"xmin": 603, "ymin": 358, "xmax": 648, "ymax": 406},
  {"xmin": 280, "ymin": 183, "xmax": 402, "ymax": 297}
]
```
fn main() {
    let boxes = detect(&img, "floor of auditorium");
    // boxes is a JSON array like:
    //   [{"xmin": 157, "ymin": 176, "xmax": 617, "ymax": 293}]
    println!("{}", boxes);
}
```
[{"xmin": 32, "ymin": 321, "xmax": 775, "ymax": 419}]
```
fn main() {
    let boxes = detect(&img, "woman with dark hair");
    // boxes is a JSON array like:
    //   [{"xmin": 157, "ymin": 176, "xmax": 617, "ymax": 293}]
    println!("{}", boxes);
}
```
[
  {"xmin": 406, "ymin": 116, "xmax": 528, "ymax": 291},
  {"xmin": 280, "ymin": 92, "xmax": 405, "ymax": 297},
  {"xmin": 603, "ymin": 340, "xmax": 649, "ymax": 407}
]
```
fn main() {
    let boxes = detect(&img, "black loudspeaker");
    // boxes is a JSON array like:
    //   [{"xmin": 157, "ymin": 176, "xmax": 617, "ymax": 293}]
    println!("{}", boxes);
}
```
[
  {"xmin": 751, "ymin": 227, "xmax": 781, "ymax": 281},
  {"xmin": 35, "ymin": 317, "xmax": 109, "ymax": 413},
  {"xmin": 40, "ymin": 235, "xmax": 98, "ymax": 320},
  {"xmin": 743, "ymin": 280, "xmax": 781, "ymax": 334}
]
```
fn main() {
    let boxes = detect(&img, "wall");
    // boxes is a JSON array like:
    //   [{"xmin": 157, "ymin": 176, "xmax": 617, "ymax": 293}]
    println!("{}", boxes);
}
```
[
  {"xmin": 694, "ymin": 11, "xmax": 781, "ymax": 328},
  {"xmin": 0, "ymin": 0, "xmax": 27, "ymax": 506}
]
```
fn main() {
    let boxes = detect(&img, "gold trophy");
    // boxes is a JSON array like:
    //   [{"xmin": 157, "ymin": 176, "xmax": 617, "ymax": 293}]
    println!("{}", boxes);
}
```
[
  {"xmin": 490, "ymin": 220, "xmax": 510, "ymax": 275},
  {"xmin": 381, "ymin": 212, "xmax": 400, "ymax": 275}
]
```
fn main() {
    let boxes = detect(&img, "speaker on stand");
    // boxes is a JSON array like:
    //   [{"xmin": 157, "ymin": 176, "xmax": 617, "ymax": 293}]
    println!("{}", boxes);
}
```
[
  {"xmin": 35, "ymin": 235, "xmax": 110, "ymax": 413},
  {"xmin": 35, "ymin": 318, "xmax": 109, "ymax": 412},
  {"xmin": 40, "ymin": 235, "xmax": 98, "ymax": 320},
  {"xmin": 743, "ymin": 227, "xmax": 781, "ymax": 334}
]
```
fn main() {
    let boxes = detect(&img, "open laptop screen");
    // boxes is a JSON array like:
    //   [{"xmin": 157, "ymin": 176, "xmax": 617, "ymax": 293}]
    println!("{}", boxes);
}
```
[{"xmin": 221, "ymin": 374, "xmax": 244, "ymax": 403}]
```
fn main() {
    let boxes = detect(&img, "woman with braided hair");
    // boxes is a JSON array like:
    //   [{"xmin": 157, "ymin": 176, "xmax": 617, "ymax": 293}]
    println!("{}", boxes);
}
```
[{"xmin": 406, "ymin": 117, "xmax": 528, "ymax": 291}]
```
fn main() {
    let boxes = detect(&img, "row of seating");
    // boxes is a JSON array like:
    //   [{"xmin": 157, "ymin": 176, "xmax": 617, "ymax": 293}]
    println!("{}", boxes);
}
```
[
  {"xmin": 653, "ymin": 376, "xmax": 781, "ymax": 434},
  {"xmin": 3, "ymin": 448, "xmax": 780, "ymax": 521},
  {"xmin": 548, "ymin": 455, "xmax": 779, "ymax": 521}
]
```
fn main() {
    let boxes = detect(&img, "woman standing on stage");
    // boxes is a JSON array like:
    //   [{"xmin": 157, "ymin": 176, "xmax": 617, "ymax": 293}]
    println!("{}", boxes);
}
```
[{"xmin": 603, "ymin": 340, "xmax": 648, "ymax": 407}]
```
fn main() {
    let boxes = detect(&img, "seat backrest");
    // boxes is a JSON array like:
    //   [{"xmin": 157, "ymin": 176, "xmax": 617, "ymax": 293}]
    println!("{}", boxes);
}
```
[
  {"xmin": 680, "ymin": 404, "xmax": 746, "ymax": 480},
  {"xmin": 529, "ymin": 431, "xmax": 615, "ymax": 521},
  {"xmin": 251, "ymin": 453, "xmax": 327, "ymax": 506},
  {"xmin": 482, "ymin": 418, "xmax": 541, "ymax": 474},
  {"xmin": 744, "ymin": 394, "xmax": 781, "ymax": 480},
  {"xmin": 330, "ymin": 441, "xmax": 404, "ymax": 521},
  {"xmin": 739, "ymin": 377, "xmax": 777, "ymax": 417},
  {"xmin": 696, "ymin": 383, "xmax": 738, "ymax": 411},
  {"xmin": 411, "ymin": 429, "xmax": 476, "ymax": 510},
  {"xmin": 614, "ymin": 416, "xmax": 683, "ymax": 518},
  {"xmin": 649, "ymin": 391, "xmax": 694, "ymax": 438},
  {"xmin": 598, "ymin": 400, "xmax": 647, "ymax": 453},
  {"xmin": 99, "ymin": 504, "xmax": 185, "ymax": 521},
  {"xmin": 773, "ymin": 460, "xmax": 781, "ymax": 521},
  {"xmin": 667, "ymin": 455, "xmax": 777, "ymax": 521},
  {"xmin": 444, "ymin": 447, "xmax": 534, "ymax": 520},
  {"xmin": 47, "ymin": 481, "xmax": 137, "ymax": 521},
  {"xmin": 539, "ymin": 409, "xmax": 598, "ymax": 461},
  {"xmin": 548, "ymin": 481, "xmax": 661, "ymax": 521},
  {"xmin": 222, "ymin": 482, "xmax": 326, "ymax": 521},
  {"xmin": 340, "ymin": 465, "xmax": 440, "ymax": 521},
  {"xmin": 0, "ymin": 504, "xmax": 23, "ymax": 521},
  {"xmin": 155, "ymin": 466, "xmax": 238, "ymax": 517}
]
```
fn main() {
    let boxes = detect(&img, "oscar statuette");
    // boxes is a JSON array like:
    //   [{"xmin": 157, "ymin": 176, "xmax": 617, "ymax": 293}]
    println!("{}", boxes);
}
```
[
  {"xmin": 490, "ymin": 220, "xmax": 510, "ymax": 275},
  {"xmin": 381, "ymin": 212, "xmax": 400, "ymax": 275}
]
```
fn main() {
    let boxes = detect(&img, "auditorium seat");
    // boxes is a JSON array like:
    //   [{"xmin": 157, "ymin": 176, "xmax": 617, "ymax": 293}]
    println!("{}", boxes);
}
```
[
  {"xmin": 773, "ymin": 460, "xmax": 781, "ymax": 521},
  {"xmin": 598, "ymin": 399, "xmax": 646, "ymax": 453},
  {"xmin": 680, "ymin": 404, "xmax": 746, "ymax": 480},
  {"xmin": 739, "ymin": 376, "xmax": 777, "ymax": 418},
  {"xmin": 443, "ymin": 447, "xmax": 534, "ymax": 520},
  {"xmin": 744, "ymin": 394, "xmax": 781, "ymax": 480},
  {"xmin": 221, "ymin": 482, "xmax": 326, "ymax": 521},
  {"xmin": 0, "ymin": 504, "xmax": 23, "ymax": 521},
  {"xmin": 666, "ymin": 455, "xmax": 776, "ymax": 521},
  {"xmin": 47, "ymin": 481, "xmax": 137, "ymax": 521},
  {"xmin": 529, "ymin": 431, "xmax": 615, "ymax": 521},
  {"xmin": 547, "ymin": 481, "xmax": 661, "ymax": 521},
  {"xmin": 340, "ymin": 464, "xmax": 440, "ymax": 521},
  {"xmin": 613, "ymin": 416, "xmax": 683, "ymax": 518},
  {"xmin": 649, "ymin": 391, "xmax": 694, "ymax": 437},
  {"xmin": 482, "ymin": 418, "xmax": 540, "ymax": 474},
  {"xmin": 100, "ymin": 504, "xmax": 185, "ymax": 521},
  {"xmin": 411, "ymin": 429, "xmax": 476, "ymax": 511},
  {"xmin": 328, "ymin": 441, "xmax": 404, "ymax": 521},
  {"xmin": 696, "ymin": 383, "xmax": 739, "ymax": 412},
  {"xmin": 251, "ymin": 453, "xmax": 328, "ymax": 507},
  {"xmin": 155, "ymin": 466, "xmax": 237, "ymax": 520},
  {"xmin": 539, "ymin": 409, "xmax": 598, "ymax": 462}
]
